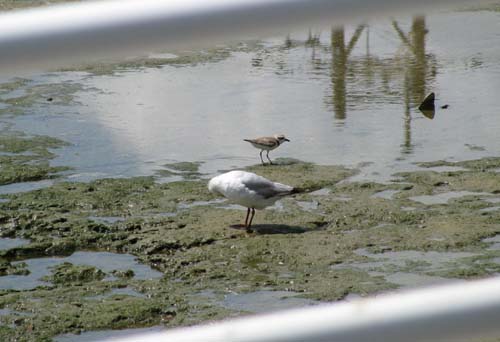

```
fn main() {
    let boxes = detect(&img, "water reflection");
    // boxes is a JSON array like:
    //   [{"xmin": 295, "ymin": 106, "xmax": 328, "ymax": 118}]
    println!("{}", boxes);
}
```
[
  {"xmin": 260, "ymin": 16, "xmax": 439, "ymax": 157},
  {"xmin": 330, "ymin": 25, "xmax": 366, "ymax": 121},
  {"xmin": 322, "ymin": 17, "xmax": 437, "ymax": 153},
  {"xmin": 2, "ymin": 11, "xmax": 499, "ymax": 184},
  {"xmin": 394, "ymin": 17, "xmax": 436, "ymax": 154}
]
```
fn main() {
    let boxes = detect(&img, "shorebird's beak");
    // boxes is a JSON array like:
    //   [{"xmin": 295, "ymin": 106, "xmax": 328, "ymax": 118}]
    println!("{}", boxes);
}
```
[{"xmin": 285, "ymin": 138, "xmax": 290, "ymax": 142}]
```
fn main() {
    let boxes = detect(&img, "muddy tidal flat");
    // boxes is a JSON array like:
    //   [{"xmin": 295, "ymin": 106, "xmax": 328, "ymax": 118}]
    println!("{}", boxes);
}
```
[
  {"xmin": 0, "ymin": 158, "xmax": 500, "ymax": 341},
  {"xmin": 1, "ymin": 2, "xmax": 500, "ymax": 341}
]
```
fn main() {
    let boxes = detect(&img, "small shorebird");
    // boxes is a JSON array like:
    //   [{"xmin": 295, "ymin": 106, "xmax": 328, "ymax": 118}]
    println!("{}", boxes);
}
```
[
  {"xmin": 244, "ymin": 134, "xmax": 290, "ymax": 165},
  {"xmin": 208, "ymin": 170, "xmax": 294, "ymax": 232}
]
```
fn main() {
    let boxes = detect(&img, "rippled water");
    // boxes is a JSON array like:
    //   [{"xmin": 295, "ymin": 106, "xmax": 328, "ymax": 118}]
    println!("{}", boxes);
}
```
[{"xmin": 1, "ymin": 10, "xmax": 499, "ymax": 183}]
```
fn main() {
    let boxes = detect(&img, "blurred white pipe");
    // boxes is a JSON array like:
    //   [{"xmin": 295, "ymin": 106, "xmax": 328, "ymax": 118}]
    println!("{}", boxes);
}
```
[
  {"xmin": 110, "ymin": 276, "xmax": 500, "ymax": 342},
  {"xmin": 0, "ymin": 0, "xmax": 477, "ymax": 75}
]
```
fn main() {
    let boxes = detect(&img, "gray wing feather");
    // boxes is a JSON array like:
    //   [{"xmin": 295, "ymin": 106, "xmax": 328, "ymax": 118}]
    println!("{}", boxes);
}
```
[{"xmin": 242, "ymin": 178, "xmax": 293, "ymax": 199}]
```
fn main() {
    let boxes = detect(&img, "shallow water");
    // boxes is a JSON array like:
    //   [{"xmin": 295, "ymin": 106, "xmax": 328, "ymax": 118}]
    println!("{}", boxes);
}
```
[
  {"xmin": 0, "ymin": 180, "xmax": 55, "ymax": 195},
  {"xmin": 1, "ymin": 11, "xmax": 499, "ymax": 184},
  {"xmin": 221, "ymin": 290, "xmax": 318, "ymax": 313},
  {"xmin": 334, "ymin": 248, "xmax": 477, "ymax": 289},
  {"xmin": 0, "ymin": 251, "xmax": 163, "ymax": 290},
  {"xmin": 88, "ymin": 216, "xmax": 126, "ymax": 224},
  {"xmin": 296, "ymin": 200, "xmax": 319, "ymax": 211},
  {"xmin": 0, "ymin": 237, "xmax": 30, "ymax": 250},
  {"xmin": 383, "ymin": 272, "xmax": 464, "ymax": 289},
  {"xmin": 310, "ymin": 188, "xmax": 331, "ymax": 196},
  {"xmin": 371, "ymin": 189, "xmax": 400, "ymax": 200},
  {"xmin": 410, "ymin": 191, "xmax": 491, "ymax": 205},
  {"xmin": 86, "ymin": 286, "xmax": 146, "ymax": 301},
  {"xmin": 483, "ymin": 235, "xmax": 500, "ymax": 251}
]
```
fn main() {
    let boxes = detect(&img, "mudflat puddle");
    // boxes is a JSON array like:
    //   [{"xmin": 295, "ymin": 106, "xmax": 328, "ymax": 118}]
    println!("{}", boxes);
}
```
[
  {"xmin": 296, "ymin": 200, "xmax": 319, "ymax": 211},
  {"xmin": 0, "ymin": 251, "xmax": 163, "ymax": 290},
  {"xmin": 177, "ymin": 198, "xmax": 226, "ymax": 210},
  {"xmin": 410, "ymin": 191, "xmax": 491, "ymax": 205},
  {"xmin": 421, "ymin": 166, "xmax": 467, "ymax": 173},
  {"xmin": 0, "ymin": 180, "xmax": 55, "ymax": 195},
  {"xmin": 86, "ymin": 286, "xmax": 146, "ymax": 301},
  {"xmin": 0, "ymin": 237, "xmax": 30, "ymax": 250},
  {"xmin": 483, "ymin": 235, "xmax": 500, "ymax": 251},
  {"xmin": 88, "ymin": 216, "xmax": 127, "ymax": 224},
  {"xmin": 334, "ymin": 248, "xmax": 477, "ymax": 289},
  {"xmin": 371, "ymin": 190, "xmax": 400, "ymax": 200},
  {"xmin": 310, "ymin": 188, "xmax": 332, "ymax": 196},
  {"xmin": 221, "ymin": 290, "xmax": 319, "ymax": 313},
  {"xmin": 190, "ymin": 289, "xmax": 319, "ymax": 314}
]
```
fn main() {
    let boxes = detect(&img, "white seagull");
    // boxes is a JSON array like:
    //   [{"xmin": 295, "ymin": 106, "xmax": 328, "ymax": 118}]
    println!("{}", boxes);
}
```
[
  {"xmin": 208, "ymin": 170, "xmax": 294, "ymax": 232},
  {"xmin": 243, "ymin": 134, "xmax": 290, "ymax": 165}
]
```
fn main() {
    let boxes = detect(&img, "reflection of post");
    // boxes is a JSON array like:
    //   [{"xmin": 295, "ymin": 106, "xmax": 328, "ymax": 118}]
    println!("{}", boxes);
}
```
[
  {"xmin": 403, "ymin": 73, "xmax": 412, "ymax": 154},
  {"xmin": 393, "ymin": 16, "xmax": 429, "ymax": 155},
  {"xmin": 331, "ymin": 28, "xmax": 346, "ymax": 120},
  {"xmin": 330, "ymin": 25, "xmax": 365, "ymax": 122},
  {"xmin": 411, "ymin": 16, "xmax": 427, "ymax": 105},
  {"xmin": 392, "ymin": 16, "xmax": 428, "ymax": 106}
]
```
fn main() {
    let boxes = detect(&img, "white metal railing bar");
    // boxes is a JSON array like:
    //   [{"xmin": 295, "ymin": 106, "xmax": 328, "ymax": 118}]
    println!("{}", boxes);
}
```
[
  {"xmin": 0, "ymin": 0, "xmax": 477, "ymax": 76},
  {"xmin": 109, "ymin": 276, "xmax": 500, "ymax": 342}
]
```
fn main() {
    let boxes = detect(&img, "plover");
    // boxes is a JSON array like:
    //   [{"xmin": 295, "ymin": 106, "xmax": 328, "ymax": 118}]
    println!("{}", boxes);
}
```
[
  {"xmin": 208, "ymin": 170, "xmax": 294, "ymax": 232},
  {"xmin": 244, "ymin": 134, "xmax": 290, "ymax": 165}
]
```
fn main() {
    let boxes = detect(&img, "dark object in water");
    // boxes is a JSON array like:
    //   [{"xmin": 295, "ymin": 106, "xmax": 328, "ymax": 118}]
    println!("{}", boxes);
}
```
[
  {"xmin": 441, "ymin": 104, "xmax": 449, "ymax": 109},
  {"xmin": 418, "ymin": 92, "xmax": 435, "ymax": 119},
  {"xmin": 46, "ymin": 97, "xmax": 53, "ymax": 102}
]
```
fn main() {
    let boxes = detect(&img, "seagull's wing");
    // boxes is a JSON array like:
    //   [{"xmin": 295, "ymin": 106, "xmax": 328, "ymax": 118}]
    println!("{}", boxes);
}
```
[{"xmin": 242, "ymin": 176, "xmax": 293, "ymax": 199}]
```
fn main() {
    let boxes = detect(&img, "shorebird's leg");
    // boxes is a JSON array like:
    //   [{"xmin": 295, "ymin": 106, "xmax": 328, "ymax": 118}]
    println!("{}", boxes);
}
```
[
  {"xmin": 266, "ymin": 151, "xmax": 273, "ymax": 165},
  {"xmin": 247, "ymin": 208, "xmax": 256, "ymax": 228},
  {"xmin": 259, "ymin": 150, "xmax": 265, "ymax": 165},
  {"xmin": 244, "ymin": 207, "xmax": 250, "ymax": 227}
]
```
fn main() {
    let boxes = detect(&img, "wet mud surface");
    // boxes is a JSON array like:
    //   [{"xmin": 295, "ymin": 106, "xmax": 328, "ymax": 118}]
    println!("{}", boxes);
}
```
[{"xmin": 0, "ymin": 156, "xmax": 499, "ymax": 340}]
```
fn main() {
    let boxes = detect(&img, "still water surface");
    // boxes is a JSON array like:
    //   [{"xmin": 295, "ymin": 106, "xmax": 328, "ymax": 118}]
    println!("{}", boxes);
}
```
[{"xmin": 2, "ymin": 10, "xmax": 500, "ymax": 184}]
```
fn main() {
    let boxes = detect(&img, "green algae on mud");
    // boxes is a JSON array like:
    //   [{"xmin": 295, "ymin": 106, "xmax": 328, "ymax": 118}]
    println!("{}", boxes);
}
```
[
  {"xmin": 0, "ymin": 132, "xmax": 70, "ymax": 186},
  {"xmin": 156, "ymin": 162, "xmax": 203, "ymax": 180},
  {"xmin": 0, "ymin": 0, "xmax": 82, "ymax": 11},
  {"xmin": 44, "ymin": 263, "xmax": 105, "ymax": 284},
  {"xmin": 0, "ymin": 80, "xmax": 97, "ymax": 118},
  {"xmin": 57, "ymin": 48, "xmax": 235, "ymax": 76},
  {"xmin": 1, "ymin": 158, "xmax": 500, "ymax": 340}
]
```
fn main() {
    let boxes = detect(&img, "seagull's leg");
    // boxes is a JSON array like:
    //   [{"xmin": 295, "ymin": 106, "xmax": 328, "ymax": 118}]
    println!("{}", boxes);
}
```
[
  {"xmin": 266, "ymin": 151, "xmax": 273, "ymax": 165},
  {"xmin": 247, "ymin": 208, "xmax": 256, "ymax": 229},
  {"xmin": 259, "ymin": 150, "xmax": 265, "ymax": 165},
  {"xmin": 244, "ymin": 207, "xmax": 250, "ymax": 227}
]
